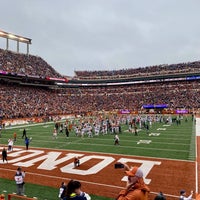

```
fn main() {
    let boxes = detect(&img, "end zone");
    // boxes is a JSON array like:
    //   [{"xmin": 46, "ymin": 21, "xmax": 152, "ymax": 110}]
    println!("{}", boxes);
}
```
[{"xmin": 0, "ymin": 146, "xmax": 195, "ymax": 199}]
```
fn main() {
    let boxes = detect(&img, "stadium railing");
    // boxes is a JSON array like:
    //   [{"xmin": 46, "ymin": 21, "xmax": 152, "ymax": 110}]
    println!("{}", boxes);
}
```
[{"xmin": 8, "ymin": 194, "xmax": 36, "ymax": 200}]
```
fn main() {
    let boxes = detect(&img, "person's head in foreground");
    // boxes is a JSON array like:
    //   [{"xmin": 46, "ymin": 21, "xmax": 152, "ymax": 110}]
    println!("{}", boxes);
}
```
[
  {"xmin": 66, "ymin": 180, "xmax": 81, "ymax": 197},
  {"xmin": 180, "ymin": 190, "xmax": 193, "ymax": 197},
  {"xmin": 126, "ymin": 166, "xmax": 145, "ymax": 187},
  {"xmin": 64, "ymin": 180, "xmax": 91, "ymax": 200},
  {"xmin": 154, "ymin": 192, "xmax": 166, "ymax": 200},
  {"xmin": 180, "ymin": 190, "xmax": 186, "ymax": 196},
  {"xmin": 117, "ymin": 166, "xmax": 150, "ymax": 200}
]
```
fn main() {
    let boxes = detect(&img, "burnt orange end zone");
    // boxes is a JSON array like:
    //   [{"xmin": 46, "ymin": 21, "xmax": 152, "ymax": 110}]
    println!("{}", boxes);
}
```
[{"xmin": 0, "ymin": 147, "xmax": 195, "ymax": 200}]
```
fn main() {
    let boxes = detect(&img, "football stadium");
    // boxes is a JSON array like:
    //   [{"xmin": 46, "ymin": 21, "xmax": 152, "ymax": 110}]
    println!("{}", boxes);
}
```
[{"xmin": 0, "ymin": 2, "xmax": 200, "ymax": 200}]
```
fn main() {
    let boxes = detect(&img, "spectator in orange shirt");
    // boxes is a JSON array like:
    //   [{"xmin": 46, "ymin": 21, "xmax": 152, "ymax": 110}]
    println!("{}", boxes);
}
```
[{"xmin": 116, "ymin": 165, "xmax": 150, "ymax": 200}]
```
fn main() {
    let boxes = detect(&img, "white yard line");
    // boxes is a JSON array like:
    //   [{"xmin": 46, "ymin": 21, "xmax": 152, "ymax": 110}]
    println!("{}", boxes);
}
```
[
  {"xmin": 70, "ymin": 141, "xmax": 190, "ymax": 152},
  {"xmin": 28, "ymin": 139, "xmax": 190, "ymax": 153},
  {"xmin": 120, "ymin": 135, "xmax": 191, "ymax": 141},
  {"xmin": 27, "ymin": 135, "xmax": 190, "ymax": 146},
  {"xmin": 29, "ymin": 134, "xmax": 192, "ymax": 142}
]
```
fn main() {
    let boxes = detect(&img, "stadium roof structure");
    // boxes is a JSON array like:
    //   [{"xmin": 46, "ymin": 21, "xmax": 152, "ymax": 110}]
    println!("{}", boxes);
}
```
[{"xmin": 0, "ymin": 29, "xmax": 32, "ymax": 54}]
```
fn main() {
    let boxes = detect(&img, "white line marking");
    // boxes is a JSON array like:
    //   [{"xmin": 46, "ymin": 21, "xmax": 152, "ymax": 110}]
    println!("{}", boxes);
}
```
[
  {"xmin": 11, "ymin": 145, "xmax": 195, "ymax": 163},
  {"xmin": 69, "ymin": 140, "xmax": 189, "ymax": 153},
  {"xmin": 28, "ymin": 137, "xmax": 190, "ymax": 146},
  {"xmin": 149, "ymin": 133, "xmax": 160, "ymax": 136},
  {"xmin": 137, "ymin": 140, "xmax": 151, "ymax": 145},
  {"xmin": 157, "ymin": 128, "xmax": 166, "ymax": 131},
  {"xmin": 25, "ymin": 134, "xmax": 192, "ymax": 142}
]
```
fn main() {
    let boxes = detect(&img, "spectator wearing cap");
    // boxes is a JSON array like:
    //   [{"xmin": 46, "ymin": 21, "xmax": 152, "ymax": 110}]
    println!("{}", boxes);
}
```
[
  {"xmin": 116, "ymin": 164, "xmax": 150, "ymax": 200},
  {"xmin": 179, "ymin": 190, "xmax": 193, "ymax": 200}
]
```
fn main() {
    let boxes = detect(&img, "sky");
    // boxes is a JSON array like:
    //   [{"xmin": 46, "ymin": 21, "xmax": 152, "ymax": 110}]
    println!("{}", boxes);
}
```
[{"xmin": 0, "ymin": 0, "xmax": 200, "ymax": 76}]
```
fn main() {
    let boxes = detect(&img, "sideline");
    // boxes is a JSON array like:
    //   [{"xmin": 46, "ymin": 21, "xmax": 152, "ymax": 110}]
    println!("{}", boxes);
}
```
[
  {"xmin": 196, "ymin": 118, "xmax": 200, "ymax": 194},
  {"xmin": 4, "ymin": 121, "xmax": 55, "ymax": 130},
  {"xmin": 0, "ymin": 167, "xmax": 181, "ymax": 199}
]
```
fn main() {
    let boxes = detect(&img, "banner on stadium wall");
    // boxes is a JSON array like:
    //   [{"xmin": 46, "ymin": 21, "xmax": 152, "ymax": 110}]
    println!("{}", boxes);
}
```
[
  {"xmin": 118, "ymin": 109, "xmax": 131, "ymax": 114},
  {"xmin": 0, "ymin": 70, "xmax": 8, "ymax": 75},
  {"xmin": 143, "ymin": 104, "xmax": 168, "ymax": 109},
  {"xmin": 176, "ymin": 110, "xmax": 189, "ymax": 114},
  {"xmin": 46, "ymin": 77, "xmax": 68, "ymax": 82}
]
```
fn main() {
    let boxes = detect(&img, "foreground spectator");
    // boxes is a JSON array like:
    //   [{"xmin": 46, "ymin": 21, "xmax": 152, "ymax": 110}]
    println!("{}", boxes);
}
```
[
  {"xmin": 154, "ymin": 192, "xmax": 166, "ymax": 200},
  {"xmin": 63, "ymin": 180, "xmax": 91, "ymax": 200},
  {"xmin": 14, "ymin": 167, "xmax": 25, "ymax": 196},
  {"xmin": 179, "ymin": 190, "xmax": 193, "ymax": 200},
  {"xmin": 58, "ymin": 182, "xmax": 67, "ymax": 200},
  {"xmin": 116, "ymin": 165, "xmax": 150, "ymax": 200}
]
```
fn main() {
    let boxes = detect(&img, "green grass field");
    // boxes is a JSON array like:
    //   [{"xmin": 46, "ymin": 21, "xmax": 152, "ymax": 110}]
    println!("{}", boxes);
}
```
[{"xmin": 0, "ymin": 116, "xmax": 195, "ymax": 199}]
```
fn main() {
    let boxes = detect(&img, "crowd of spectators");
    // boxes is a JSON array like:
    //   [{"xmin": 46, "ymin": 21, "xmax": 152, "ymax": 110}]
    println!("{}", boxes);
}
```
[
  {"xmin": 0, "ymin": 48, "xmax": 62, "ymax": 78},
  {"xmin": 1, "ymin": 80, "xmax": 200, "ymax": 119},
  {"xmin": 75, "ymin": 62, "xmax": 200, "ymax": 80}
]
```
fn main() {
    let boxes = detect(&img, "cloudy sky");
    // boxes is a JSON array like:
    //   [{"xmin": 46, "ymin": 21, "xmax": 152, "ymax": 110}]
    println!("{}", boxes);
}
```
[{"xmin": 0, "ymin": 0, "xmax": 200, "ymax": 76}]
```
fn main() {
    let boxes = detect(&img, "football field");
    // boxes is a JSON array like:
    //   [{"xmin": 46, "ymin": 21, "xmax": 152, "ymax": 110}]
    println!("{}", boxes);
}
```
[
  {"xmin": 1, "ymin": 117, "xmax": 195, "ymax": 160},
  {"xmin": 0, "ymin": 116, "xmax": 196, "ymax": 200}
]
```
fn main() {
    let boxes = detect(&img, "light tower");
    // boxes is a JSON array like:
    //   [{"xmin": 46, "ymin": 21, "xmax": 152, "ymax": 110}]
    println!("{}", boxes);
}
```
[{"xmin": 0, "ymin": 29, "xmax": 31, "ymax": 54}]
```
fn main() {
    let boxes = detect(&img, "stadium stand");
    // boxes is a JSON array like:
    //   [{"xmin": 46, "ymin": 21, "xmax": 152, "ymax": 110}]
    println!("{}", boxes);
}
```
[
  {"xmin": 0, "ymin": 48, "xmax": 200, "ymax": 120},
  {"xmin": 0, "ymin": 48, "xmax": 62, "ymax": 78},
  {"xmin": 1, "ymin": 80, "xmax": 200, "ymax": 119},
  {"xmin": 74, "ymin": 61, "xmax": 200, "ymax": 80}
]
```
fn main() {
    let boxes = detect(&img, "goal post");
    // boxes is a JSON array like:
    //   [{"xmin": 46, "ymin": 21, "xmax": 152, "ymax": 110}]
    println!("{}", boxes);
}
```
[{"xmin": 8, "ymin": 194, "xmax": 36, "ymax": 200}]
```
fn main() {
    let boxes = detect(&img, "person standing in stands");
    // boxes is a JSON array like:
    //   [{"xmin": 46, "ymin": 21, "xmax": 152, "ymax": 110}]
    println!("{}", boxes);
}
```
[
  {"xmin": 22, "ymin": 129, "xmax": 26, "ymax": 139},
  {"xmin": 2, "ymin": 147, "xmax": 8, "ymax": 163},
  {"xmin": 14, "ymin": 167, "xmax": 25, "ymax": 196}
]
